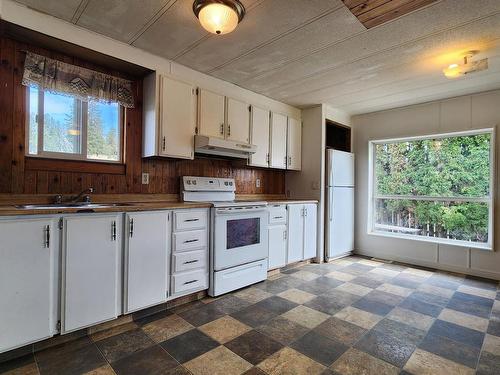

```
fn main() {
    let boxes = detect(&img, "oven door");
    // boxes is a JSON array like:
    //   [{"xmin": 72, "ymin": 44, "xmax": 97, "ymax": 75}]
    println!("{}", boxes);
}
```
[{"xmin": 213, "ymin": 206, "xmax": 268, "ymax": 271}]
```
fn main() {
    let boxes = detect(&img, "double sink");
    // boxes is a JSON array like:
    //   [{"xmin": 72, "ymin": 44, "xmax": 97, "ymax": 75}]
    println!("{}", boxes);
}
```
[{"xmin": 15, "ymin": 202, "xmax": 135, "ymax": 210}]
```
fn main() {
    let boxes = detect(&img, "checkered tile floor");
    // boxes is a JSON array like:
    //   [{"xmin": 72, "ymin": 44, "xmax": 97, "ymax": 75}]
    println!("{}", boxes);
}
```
[{"xmin": 2, "ymin": 256, "xmax": 500, "ymax": 375}]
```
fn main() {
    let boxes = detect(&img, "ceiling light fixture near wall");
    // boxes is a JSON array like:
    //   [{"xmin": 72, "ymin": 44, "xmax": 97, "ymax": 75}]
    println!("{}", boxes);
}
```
[
  {"xmin": 193, "ymin": 0, "xmax": 245, "ymax": 35},
  {"xmin": 443, "ymin": 51, "xmax": 488, "ymax": 79}
]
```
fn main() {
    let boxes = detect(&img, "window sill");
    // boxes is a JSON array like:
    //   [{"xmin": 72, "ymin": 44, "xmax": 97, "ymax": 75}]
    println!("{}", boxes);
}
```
[
  {"xmin": 367, "ymin": 230, "xmax": 492, "ymax": 251},
  {"xmin": 25, "ymin": 157, "xmax": 126, "ymax": 175}
]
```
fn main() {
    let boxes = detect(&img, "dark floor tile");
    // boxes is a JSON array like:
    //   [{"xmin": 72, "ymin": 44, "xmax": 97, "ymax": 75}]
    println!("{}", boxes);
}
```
[
  {"xmin": 447, "ymin": 292, "xmax": 493, "ymax": 319},
  {"xmin": 243, "ymin": 366, "xmax": 268, "ymax": 375},
  {"xmin": 256, "ymin": 316, "xmax": 309, "ymax": 346},
  {"xmin": 477, "ymin": 351, "xmax": 500, "ymax": 375},
  {"xmin": 314, "ymin": 317, "xmax": 367, "ymax": 346},
  {"xmin": 487, "ymin": 320, "xmax": 500, "ymax": 337},
  {"xmin": 373, "ymin": 319, "xmax": 426, "ymax": 346},
  {"xmin": 428, "ymin": 320, "xmax": 484, "ymax": 349},
  {"xmin": 134, "ymin": 309, "xmax": 173, "ymax": 327},
  {"xmin": 225, "ymin": 330, "xmax": 283, "ymax": 365},
  {"xmin": 281, "ymin": 267, "xmax": 301, "ymax": 275},
  {"xmin": 0, "ymin": 354, "xmax": 35, "ymax": 373},
  {"xmin": 390, "ymin": 274, "xmax": 425, "ymax": 289},
  {"xmin": 409, "ymin": 291, "xmax": 450, "ymax": 307},
  {"xmin": 178, "ymin": 302, "xmax": 225, "ymax": 327},
  {"xmin": 160, "ymin": 329, "xmax": 219, "ymax": 363},
  {"xmin": 364, "ymin": 290, "xmax": 405, "ymax": 306},
  {"xmin": 169, "ymin": 300, "xmax": 206, "ymax": 314},
  {"xmin": 132, "ymin": 304, "xmax": 169, "ymax": 324},
  {"xmin": 304, "ymin": 295, "xmax": 348, "ymax": 315},
  {"xmin": 255, "ymin": 296, "xmax": 298, "ymax": 315},
  {"xmin": 354, "ymin": 329, "xmax": 416, "ymax": 368},
  {"xmin": 208, "ymin": 295, "xmax": 251, "ymax": 315},
  {"xmin": 351, "ymin": 276, "xmax": 384, "ymax": 289},
  {"xmin": 301, "ymin": 264, "xmax": 331, "ymax": 275},
  {"xmin": 96, "ymin": 328, "xmax": 155, "ymax": 363},
  {"xmin": 313, "ymin": 276, "xmax": 346, "ymax": 289},
  {"xmin": 340, "ymin": 264, "xmax": 373, "ymax": 276},
  {"xmin": 399, "ymin": 296, "xmax": 443, "ymax": 317},
  {"xmin": 36, "ymin": 338, "xmax": 106, "ymax": 375},
  {"xmin": 111, "ymin": 345, "xmax": 179, "ymax": 375},
  {"xmin": 230, "ymin": 304, "xmax": 278, "ymax": 328},
  {"xmin": 463, "ymin": 275, "xmax": 498, "ymax": 291},
  {"xmin": 352, "ymin": 298, "xmax": 394, "ymax": 316},
  {"xmin": 419, "ymin": 332, "xmax": 480, "ymax": 369},
  {"xmin": 296, "ymin": 280, "xmax": 337, "ymax": 295},
  {"xmin": 290, "ymin": 331, "xmax": 348, "ymax": 366},
  {"xmin": 425, "ymin": 275, "xmax": 461, "ymax": 290},
  {"xmin": 255, "ymin": 277, "xmax": 303, "ymax": 294},
  {"xmin": 373, "ymin": 334, "xmax": 424, "ymax": 369}
]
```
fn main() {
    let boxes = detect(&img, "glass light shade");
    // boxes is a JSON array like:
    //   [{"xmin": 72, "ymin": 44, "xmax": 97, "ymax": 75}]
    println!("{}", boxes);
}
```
[
  {"xmin": 198, "ymin": 3, "xmax": 239, "ymax": 35},
  {"xmin": 443, "ymin": 63, "xmax": 461, "ymax": 78}
]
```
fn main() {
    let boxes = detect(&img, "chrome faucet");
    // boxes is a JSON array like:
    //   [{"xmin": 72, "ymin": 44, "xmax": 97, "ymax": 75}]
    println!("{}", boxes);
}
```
[{"xmin": 71, "ymin": 187, "xmax": 94, "ymax": 203}]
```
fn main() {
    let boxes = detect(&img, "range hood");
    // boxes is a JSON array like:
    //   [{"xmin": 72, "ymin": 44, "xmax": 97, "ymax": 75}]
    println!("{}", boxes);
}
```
[{"xmin": 194, "ymin": 135, "xmax": 257, "ymax": 159}]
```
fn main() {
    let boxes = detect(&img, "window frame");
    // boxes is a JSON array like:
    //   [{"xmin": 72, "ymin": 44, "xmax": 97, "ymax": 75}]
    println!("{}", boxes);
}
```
[
  {"xmin": 367, "ymin": 128, "xmax": 495, "ymax": 250},
  {"xmin": 25, "ymin": 87, "xmax": 124, "ymax": 164}
]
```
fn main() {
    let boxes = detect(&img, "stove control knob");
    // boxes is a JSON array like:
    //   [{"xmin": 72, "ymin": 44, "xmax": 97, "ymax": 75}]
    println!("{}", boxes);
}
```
[
  {"xmin": 192, "ymin": 180, "xmax": 197, "ymax": 185},
  {"xmin": 186, "ymin": 180, "xmax": 191, "ymax": 185}
]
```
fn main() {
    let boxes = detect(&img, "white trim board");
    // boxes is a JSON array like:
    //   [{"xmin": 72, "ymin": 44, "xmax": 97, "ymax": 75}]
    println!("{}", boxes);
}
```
[{"xmin": 355, "ymin": 248, "xmax": 500, "ymax": 281}]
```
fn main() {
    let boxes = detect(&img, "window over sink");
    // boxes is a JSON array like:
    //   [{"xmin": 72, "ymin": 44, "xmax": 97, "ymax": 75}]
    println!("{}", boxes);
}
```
[{"xmin": 27, "ymin": 87, "xmax": 122, "ymax": 162}]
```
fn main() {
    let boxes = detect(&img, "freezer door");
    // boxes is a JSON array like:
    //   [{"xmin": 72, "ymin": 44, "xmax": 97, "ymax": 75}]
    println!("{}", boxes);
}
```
[
  {"xmin": 326, "ymin": 187, "xmax": 354, "ymax": 259},
  {"xmin": 327, "ymin": 149, "xmax": 354, "ymax": 187}
]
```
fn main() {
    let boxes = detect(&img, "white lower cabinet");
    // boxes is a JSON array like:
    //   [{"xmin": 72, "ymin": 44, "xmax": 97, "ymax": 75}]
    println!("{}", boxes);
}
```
[
  {"xmin": 61, "ymin": 214, "xmax": 122, "ymax": 333},
  {"xmin": 287, "ymin": 203, "xmax": 318, "ymax": 263},
  {"xmin": 268, "ymin": 204, "xmax": 287, "ymax": 270},
  {"xmin": 124, "ymin": 211, "xmax": 170, "ymax": 314},
  {"xmin": 0, "ymin": 217, "xmax": 58, "ymax": 353},
  {"xmin": 170, "ymin": 209, "xmax": 209, "ymax": 298}
]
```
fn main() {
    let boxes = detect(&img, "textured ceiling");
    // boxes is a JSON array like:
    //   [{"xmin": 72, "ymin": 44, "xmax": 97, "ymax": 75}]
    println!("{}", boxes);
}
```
[{"xmin": 13, "ymin": 0, "xmax": 500, "ymax": 115}]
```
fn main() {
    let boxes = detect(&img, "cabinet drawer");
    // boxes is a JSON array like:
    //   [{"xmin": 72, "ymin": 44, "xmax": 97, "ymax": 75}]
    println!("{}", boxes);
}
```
[
  {"xmin": 174, "ymin": 210, "xmax": 207, "ymax": 231},
  {"xmin": 172, "ymin": 270, "xmax": 208, "ymax": 295},
  {"xmin": 173, "ymin": 230, "xmax": 207, "ymax": 252},
  {"xmin": 172, "ymin": 250, "xmax": 207, "ymax": 273},
  {"xmin": 269, "ymin": 205, "xmax": 287, "ymax": 225}
]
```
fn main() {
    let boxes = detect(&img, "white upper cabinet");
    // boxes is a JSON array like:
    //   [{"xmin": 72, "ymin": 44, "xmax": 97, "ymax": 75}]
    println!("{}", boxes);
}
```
[
  {"xmin": 226, "ymin": 97, "xmax": 250, "ymax": 144},
  {"xmin": 0, "ymin": 217, "xmax": 58, "ymax": 353},
  {"xmin": 159, "ymin": 76, "xmax": 196, "ymax": 159},
  {"xmin": 270, "ymin": 112, "xmax": 288, "ymax": 169},
  {"xmin": 198, "ymin": 89, "xmax": 225, "ymax": 139},
  {"xmin": 143, "ymin": 73, "xmax": 196, "ymax": 159},
  {"xmin": 287, "ymin": 117, "xmax": 302, "ymax": 171},
  {"xmin": 249, "ymin": 106, "xmax": 270, "ymax": 168}
]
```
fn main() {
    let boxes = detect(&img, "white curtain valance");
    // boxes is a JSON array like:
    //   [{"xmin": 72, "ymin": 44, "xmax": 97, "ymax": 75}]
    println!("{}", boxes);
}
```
[{"xmin": 22, "ymin": 51, "xmax": 135, "ymax": 108}]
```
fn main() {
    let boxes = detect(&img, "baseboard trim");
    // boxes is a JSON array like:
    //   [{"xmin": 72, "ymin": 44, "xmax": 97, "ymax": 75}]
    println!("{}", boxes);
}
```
[{"xmin": 355, "ymin": 249, "xmax": 500, "ymax": 281}]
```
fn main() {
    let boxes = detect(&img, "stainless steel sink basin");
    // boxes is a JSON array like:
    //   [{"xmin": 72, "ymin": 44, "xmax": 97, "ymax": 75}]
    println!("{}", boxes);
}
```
[{"xmin": 15, "ymin": 203, "xmax": 134, "ymax": 210}]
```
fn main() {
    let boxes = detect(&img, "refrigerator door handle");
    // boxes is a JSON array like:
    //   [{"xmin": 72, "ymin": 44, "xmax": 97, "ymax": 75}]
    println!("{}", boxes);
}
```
[{"xmin": 329, "ymin": 188, "xmax": 333, "ymax": 222}]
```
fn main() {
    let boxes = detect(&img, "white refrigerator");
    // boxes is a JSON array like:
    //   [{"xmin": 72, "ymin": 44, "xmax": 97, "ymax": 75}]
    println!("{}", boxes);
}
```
[{"xmin": 326, "ymin": 149, "xmax": 355, "ymax": 260}]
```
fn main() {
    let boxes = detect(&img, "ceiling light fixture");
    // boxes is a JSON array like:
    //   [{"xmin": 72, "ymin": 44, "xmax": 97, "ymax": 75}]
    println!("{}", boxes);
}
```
[
  {"xmin": 193, "ymin": 0, "xmax": 245, "ymax": 35},
  {"xmin": 443, "ymin": 51, "xmax": 488, "ymax": 79}
]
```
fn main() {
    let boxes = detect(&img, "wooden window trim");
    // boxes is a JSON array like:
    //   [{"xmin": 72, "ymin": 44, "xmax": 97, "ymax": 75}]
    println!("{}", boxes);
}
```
[{"xmin": 25, "ymin": 157, "xmax": 126, "ymax": 175}]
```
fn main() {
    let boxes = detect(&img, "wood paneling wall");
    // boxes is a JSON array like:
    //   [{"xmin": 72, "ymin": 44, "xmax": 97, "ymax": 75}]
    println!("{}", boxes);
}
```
[{"xmin": 0, "ymin": 35, "xmax": 285, "ymax": 197}]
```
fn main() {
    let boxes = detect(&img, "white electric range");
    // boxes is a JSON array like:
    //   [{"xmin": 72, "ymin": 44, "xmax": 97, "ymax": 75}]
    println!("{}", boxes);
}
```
[{"xmin": 181, "ymin": 176, "xmax": 268, "ymax": 296}]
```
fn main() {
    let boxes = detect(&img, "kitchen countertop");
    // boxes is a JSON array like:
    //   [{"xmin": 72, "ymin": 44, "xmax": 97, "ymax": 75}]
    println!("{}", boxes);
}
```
[{"xmin": 0, "ymin": 199, "xmax": 318, "ymax": 216}]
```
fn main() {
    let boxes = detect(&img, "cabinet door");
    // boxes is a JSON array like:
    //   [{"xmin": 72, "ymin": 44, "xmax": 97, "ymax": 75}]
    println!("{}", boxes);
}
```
[
  {"xmin": 0, "ymin": 218, "xmax": 57, "ymax": 353},
  {"xmin": 62, "ymin": 214, "xmax": 121, "ymax": 333},
  {"xmin": 287, "ymin": 205, "xmax": 304, "ymax": 263},
  {"xmin": 268, "ymin": 225, "xmax": 287, "ymax": 270},
  {"xmin": 198, "ymin": 89, "xmax": 225, "ymax": 139},
  {"xmin": 270, "ymin": 112, "xmax": 288, "ymax": 169},
  {"xmin": 159, "ymin": 76, "xmax": 196, "ymax": 159},
  {"xmin": 287, "ymin": 117, "xmax": 302, "ymax": 170},
  {"xmin": 124, "ymin": 211, "xmax": 170, "ymax": 314},
  {"xmin": 226, "ymin": 97, "xmax": 250, "ymax": 143},
  {"xmin": 303, "ymin": 204, "xmax": 317, "ymax": 260},
  {"xmin": 249, "ymin": 106, "xmax": 270, "ymax": 168}
]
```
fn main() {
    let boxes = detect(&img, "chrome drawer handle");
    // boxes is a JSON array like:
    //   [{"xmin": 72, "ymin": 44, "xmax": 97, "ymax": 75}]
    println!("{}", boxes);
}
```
[
  {"xmin": 184, "ymin": 218, "xmax": 200, "ymax": 222},
  {"xmin": 184, "ymin": 260, "xmax": 199, "ymax": 264},
  {"xmin": 184, "ymin": 239, "xmax": 199, "ymax": 243},
  {"xmin": 273, "ymin": 216, "xmax": 283, "ymax": 219},
  {"xmin": 184, "ymin": 280, "xmax": 198, "ymax": 285}
]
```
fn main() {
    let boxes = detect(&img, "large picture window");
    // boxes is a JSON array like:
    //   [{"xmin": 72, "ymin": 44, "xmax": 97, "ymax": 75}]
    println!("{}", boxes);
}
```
[
  {"xmin": 368, "ymin": 129, "xmax": 494, "ymax": 250},
  {"xmin": 27, "ymin": 87, "xmax": 122, "ymax": 162}
]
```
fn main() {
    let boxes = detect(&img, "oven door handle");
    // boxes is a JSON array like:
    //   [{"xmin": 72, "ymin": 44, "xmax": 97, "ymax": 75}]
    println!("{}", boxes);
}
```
[{"xmin": 215, "ymin": 207, "xmax": 267, "ymax": 215}]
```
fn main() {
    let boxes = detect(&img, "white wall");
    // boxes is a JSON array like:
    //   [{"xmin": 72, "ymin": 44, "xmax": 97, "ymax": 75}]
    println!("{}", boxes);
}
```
[
  {"xmin": 353, "ymin": 89, "xmax": 500, "ymax": 280},
  {"xmin": 0, "ymin": 0, "xmax": 301, "ymax": 119}
]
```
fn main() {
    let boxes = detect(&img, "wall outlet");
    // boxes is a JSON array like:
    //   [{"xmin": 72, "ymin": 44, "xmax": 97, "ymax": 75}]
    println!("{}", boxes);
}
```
[
  {"xmin": 256, "ymin": 178, "xmax": 261, "ymax": 188},
  {"xmin": 142, "ymin": 173, "xmax": 149, "ymax": 185},
  {"xmin": 311, "ymin": 181, "xmax": 320, "ymax": 190}
]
